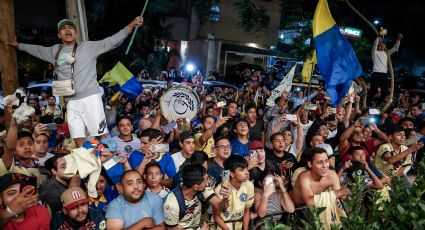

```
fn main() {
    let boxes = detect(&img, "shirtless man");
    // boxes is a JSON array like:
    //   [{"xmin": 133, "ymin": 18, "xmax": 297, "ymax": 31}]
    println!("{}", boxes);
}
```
[{"xmin": 290, "ymin": 147, "xmax": 349, "ymax": 228}]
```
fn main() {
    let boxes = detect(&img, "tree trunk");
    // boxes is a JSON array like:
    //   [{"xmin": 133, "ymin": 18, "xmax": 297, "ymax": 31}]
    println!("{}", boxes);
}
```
[{"xmin": 0, "ymin": 0, "xmax": 18, "ymax": 126}]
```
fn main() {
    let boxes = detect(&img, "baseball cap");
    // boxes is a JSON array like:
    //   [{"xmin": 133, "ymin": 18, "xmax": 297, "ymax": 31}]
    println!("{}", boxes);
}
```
[
  {"xmin": 101, "ymin": 138, "xmax": 118, "ymax": 152},
  {"xmin": 248, "ymin": 140, "xmax": 264, "ymax": 150},
  {"xmin": 57, "ymin": 19, "xmax": 77, "ymax": 31},
  {"xmin": 0, "ymin": 173, "xmax": 26, "ymax": 193},
  {"xmin": 61, "ymin": 187, "xmax": 89, "ymax": 210}
]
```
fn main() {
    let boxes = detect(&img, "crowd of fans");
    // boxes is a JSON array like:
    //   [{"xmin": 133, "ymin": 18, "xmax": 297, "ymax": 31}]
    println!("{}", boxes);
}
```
[
  {"xmin": 1, "ymin": 67, "xmax": 424, "ymax": 230},
  {"xmin": 0, "ymin": 15, "xmax": 423, "ymax": 229}
]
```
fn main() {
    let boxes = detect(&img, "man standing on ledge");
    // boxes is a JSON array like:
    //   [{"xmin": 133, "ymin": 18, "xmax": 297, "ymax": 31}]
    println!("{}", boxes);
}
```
[
  {"xmin": 7, "ymin": 16, "xmax": 143, "ymax": 147},
  {"xmin": 368, "ymin": 33, "xmax": 403, "ymax": 106}
]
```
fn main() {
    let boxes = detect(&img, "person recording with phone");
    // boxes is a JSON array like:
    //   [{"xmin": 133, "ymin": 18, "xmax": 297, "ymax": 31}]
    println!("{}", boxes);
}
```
[
  {"xmin": 266, "ymin": 132, "xmax": 296, "ymax": 190},
  {"xmin": 247, "ymin": 141, "xmax": 276, "ymax": 183},
  {"xmin": 338, "ymin": 117, "xmax": 380, "ymax": 163},
  {"xmin": 253, "ymin": 170, "xmax": 294, "ymax": 227},
  {"xmin": 374, "ymin": 126, "xmax": 424, "ymax": 177},
  {"xmin": 0, "ymin": 173, "xmax": 50, "ymax": 229},
  {"xmin": 213, "ymin": 155, "xmax": 253, "ymax": 230}
]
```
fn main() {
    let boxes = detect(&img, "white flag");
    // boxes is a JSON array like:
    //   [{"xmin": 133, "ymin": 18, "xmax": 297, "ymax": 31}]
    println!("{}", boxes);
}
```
[{"xmin": 266, "ymin": 64, "xmax": 297, "ymax": 107}]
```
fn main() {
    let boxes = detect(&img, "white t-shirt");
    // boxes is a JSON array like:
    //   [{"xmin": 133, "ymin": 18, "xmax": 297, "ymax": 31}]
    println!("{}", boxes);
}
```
[
  {"xmin": 171, "ymin": 151, "xmax": 187, "ymax": 172},
  {"xmin": 32, "ymin": 152, "xmax": 55, "ymax": 166},
  {"xmin": 112, "ymin": 135, "xmax": 141, "ymax": 157}
]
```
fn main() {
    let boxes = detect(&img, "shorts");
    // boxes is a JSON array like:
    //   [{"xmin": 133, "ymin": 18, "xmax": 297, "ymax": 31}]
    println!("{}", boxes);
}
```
[{"xmin": 67, "ymin": 93, "xmax": 107, "ymax": 138}]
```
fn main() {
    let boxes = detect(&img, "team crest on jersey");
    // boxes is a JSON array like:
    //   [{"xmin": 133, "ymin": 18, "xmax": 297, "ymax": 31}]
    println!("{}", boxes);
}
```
[
  {"xmin": 240, "ymin": 193, "xmax": 247, "ymax": 202},
  {"xmin": 124, "ymin": 145, "xmax": 133, "ymax": 153},
  {"xmin": 223, "ymin": 211, "xmax": 230, "ymax": 218}
]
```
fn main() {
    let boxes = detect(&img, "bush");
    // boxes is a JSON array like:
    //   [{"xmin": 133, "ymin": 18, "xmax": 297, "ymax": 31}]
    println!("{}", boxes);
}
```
[{"xmin": 265, "ymin": 162, "xmax": 425, "ymax": 229}]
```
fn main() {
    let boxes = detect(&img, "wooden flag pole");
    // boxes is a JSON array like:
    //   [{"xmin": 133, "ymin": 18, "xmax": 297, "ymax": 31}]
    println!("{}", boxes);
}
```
[
  {"xmin": 345, "ymin": 0, "xmax": 395, "ymax": 112},
  {"xmin": 125, "ymin": 0, "xmax": 149, "ymax": 55}
]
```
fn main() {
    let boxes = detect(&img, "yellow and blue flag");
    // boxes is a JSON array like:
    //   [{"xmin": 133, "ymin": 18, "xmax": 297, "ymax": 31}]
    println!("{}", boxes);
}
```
[
  {"xmin": 99, "ymin": 62, "xmax": 143, "ymax": 99},
  {"xmin": 313, "ymin": 0, "xmax": 362, "ymax": 107}
]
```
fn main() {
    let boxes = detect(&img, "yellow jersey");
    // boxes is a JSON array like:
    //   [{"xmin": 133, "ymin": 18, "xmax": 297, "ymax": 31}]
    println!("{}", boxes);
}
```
[
  {"xmin": 374, "ymin": 143, "xmax": 411, "ymax": 176},
  {"xmin": 194, "ymin": 132, "xmax": 215, "ymax": 158},
  {"xmin": 214, "ymin": 181, "xmax": 254, "ymax": 230},
  {"xmin": 164, "ymin": 186, "xmax": 215, "ymax": 229}
]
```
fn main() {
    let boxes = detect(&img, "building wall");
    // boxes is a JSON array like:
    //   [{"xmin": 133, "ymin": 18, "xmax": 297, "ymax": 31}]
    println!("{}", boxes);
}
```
[{"xmin": 198, "ymin": 0, "xmax": 281, "ymax": 47}]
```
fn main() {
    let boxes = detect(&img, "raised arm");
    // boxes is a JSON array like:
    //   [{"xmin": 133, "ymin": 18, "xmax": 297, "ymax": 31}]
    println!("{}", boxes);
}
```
[
  {"xmin": 383, "ymin": 143, "xmax": 423, "ymax": 165},
  {"xmin": 89, "ymin": 17, "xmax": 143, "ymax": 56},
  {"xmin": 2, "ymin": 116, "xmax": 18, "ymax": 171},
  {"xmin": 7, "ymin": 36, "xmax": 56, "ymax": 63},
  {"xmin": 388, "ymin": 34, "xmax": 403, "ymax": 55}
]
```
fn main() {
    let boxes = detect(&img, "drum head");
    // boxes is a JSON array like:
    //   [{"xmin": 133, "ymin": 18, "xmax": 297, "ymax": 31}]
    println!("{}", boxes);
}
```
[{"xmin": 160, "ymin": 86, "xmax": 200, "ymax": 121}]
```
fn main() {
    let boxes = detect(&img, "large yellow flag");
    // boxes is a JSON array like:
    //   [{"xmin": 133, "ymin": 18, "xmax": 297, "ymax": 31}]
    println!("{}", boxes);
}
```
[{"xmin": 302, "ymin": 50, "xmax": 317, "ymax": 83}]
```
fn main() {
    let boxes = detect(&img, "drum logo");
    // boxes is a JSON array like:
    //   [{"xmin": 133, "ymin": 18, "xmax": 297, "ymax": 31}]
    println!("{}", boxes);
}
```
[{"xmin": 171, "ymin": 92, "xmax": 195, "ymax": 115}]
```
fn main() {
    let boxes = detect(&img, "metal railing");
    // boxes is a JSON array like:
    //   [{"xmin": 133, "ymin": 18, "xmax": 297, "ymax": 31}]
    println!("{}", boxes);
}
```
[{"xmin": 182, "ymin": 206, "xmax": 310, "ymax": 229}]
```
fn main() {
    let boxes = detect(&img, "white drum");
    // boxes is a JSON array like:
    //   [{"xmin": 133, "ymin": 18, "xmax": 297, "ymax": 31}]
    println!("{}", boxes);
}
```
[{"xmin": 160, "ymin": 86, "xmax": 200, "ymax": 121}]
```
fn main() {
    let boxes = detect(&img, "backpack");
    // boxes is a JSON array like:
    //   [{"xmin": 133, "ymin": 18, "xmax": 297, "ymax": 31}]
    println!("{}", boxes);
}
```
[{"xmin": 169, "ymin": 188, "xmax": 203, "ymax": 220}]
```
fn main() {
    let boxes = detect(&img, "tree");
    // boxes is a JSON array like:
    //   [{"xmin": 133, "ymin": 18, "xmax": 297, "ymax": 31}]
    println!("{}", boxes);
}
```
[{"xmin": 234, "ymin": 0, "xmax": 270, "ymax": 33}]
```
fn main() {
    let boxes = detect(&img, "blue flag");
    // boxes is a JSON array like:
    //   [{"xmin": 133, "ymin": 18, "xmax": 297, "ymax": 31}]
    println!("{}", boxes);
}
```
[{"xmin": 313, "ymin": 0, "xmax": 362, "ymax": 107}]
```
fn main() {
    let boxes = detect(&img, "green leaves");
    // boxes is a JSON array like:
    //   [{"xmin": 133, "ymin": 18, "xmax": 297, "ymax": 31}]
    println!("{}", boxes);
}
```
[
  {"xmin": 265, "ymin": 162, "xmax": 425, "ymax": 229},
  {"xmin": 234, "ymin": 0, "xmax": 270, "ymax": 33}
]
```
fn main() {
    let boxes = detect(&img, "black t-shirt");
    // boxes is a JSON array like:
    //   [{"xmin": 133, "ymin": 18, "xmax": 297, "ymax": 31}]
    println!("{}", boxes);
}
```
[
  {"xmin": 266, "ymin": 150, "xmax": 296, "ymax": 189},
  {"xmin": 249, "ymin": 119, "xmax": 264, "ymax": 141},
  {"xmin": 249, "ymin": 159, "xmax": 277, "ymax": 183}
]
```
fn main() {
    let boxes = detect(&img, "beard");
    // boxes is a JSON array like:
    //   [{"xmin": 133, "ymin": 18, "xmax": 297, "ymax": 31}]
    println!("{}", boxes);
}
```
[{"xmin": 124, "ymin": 189, "xmax": 143, "ymax": 203}]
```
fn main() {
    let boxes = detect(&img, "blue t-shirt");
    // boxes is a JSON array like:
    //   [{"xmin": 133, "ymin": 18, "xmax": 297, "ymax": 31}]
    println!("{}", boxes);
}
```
[
  {"xmin": 230, "ymin": 139, "xmax": 250, "ymax": 157},
  {"xmin": 105, "ymin": 192, "xmax": 164, "ymax": 228},
  {"xmin": 128, "ymin": 150, "xmax": 176, "ymax": 179}
]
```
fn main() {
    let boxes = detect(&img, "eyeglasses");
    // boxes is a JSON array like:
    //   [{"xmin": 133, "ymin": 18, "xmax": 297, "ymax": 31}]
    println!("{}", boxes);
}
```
[{"xmin": 216, "ymin": 145, "xmax": 231, "ymax": 150}]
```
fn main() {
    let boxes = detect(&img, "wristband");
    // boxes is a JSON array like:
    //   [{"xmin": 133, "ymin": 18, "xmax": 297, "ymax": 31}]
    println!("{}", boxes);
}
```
[{"xmin": 6, "ymin": 206, "xmax": 19, "ymax": 218}]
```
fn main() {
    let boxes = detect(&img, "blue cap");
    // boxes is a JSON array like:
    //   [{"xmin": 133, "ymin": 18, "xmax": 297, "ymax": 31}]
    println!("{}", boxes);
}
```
[{"xmin": 101, "ymin": 138, "xmax": 118, "ymax": 152}]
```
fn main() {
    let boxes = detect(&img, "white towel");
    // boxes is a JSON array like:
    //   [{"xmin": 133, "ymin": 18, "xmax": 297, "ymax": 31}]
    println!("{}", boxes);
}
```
[{"xmin": 63, "ymin": 148, "xmax": 101, "ymax": 198}]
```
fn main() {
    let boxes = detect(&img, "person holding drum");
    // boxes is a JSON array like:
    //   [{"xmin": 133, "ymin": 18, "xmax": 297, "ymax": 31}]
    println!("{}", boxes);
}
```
[{"xmin": 8, "ymin": 17, "xmax": 144, "ymax": 147}]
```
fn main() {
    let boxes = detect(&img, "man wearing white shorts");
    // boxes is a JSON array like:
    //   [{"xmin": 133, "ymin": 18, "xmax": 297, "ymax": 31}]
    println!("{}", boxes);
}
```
[{"xmin": 9, "ymin": 17, "xmax": 144, "ymax": 146}]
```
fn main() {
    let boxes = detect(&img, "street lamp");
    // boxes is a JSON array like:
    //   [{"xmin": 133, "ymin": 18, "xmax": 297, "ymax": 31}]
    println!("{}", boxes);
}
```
[{"xmin": 374, "ymin": 19, "xmax": 380, "ymax": 25}]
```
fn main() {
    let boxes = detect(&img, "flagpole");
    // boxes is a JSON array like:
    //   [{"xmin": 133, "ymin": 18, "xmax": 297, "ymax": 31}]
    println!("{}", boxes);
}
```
[{"xmin": 125, "ymin": 0, "xmax": 149, "ymax": 55}]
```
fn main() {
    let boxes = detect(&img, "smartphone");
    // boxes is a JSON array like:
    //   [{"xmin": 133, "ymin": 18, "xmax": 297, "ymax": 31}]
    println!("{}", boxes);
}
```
[
  {"xmin": 222, "ymin": 170, "xmax": 230, "ymax": 187},
  {"xmin": 265, "ymin": 176, "xmax": 274, "ymax": 187},
  {"xmin": 285, "ymin": 114, "xmax": 297, "ymax": 121},
  {"xmin": 305, "ymin": 104, "xmax": 318, "ymax": 110},
  {"xmin": 361, "ymin": 116, "xmax": 376, "ymax": 125},
  {"xmin": 368, "ymin": 108, "xmax": 380, "ymax": 115},
  {"xmin": 20, "ymin": 176, "xmax": 37, "ymax": 195},
  {"xmin": 249, "ymin": 150, "xmax": 258, "ymax": 158},
  {"xmin": 217, "ymin": 101, "xmax": 226, "ymax": 108},
  {"xmin": 102, "ymin": 155, "xmax": 122, "ymax": 170},
  {"xmin": 45, "ymin": 123, "xmax": 57, "ymax": 132},
  {"xmin": 150, "ymin": 144, "xmax": 169, "ymax": 153},
  {"xmin": 329, "ymin": 108, "xmax": 337, "ymax": 114}
]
